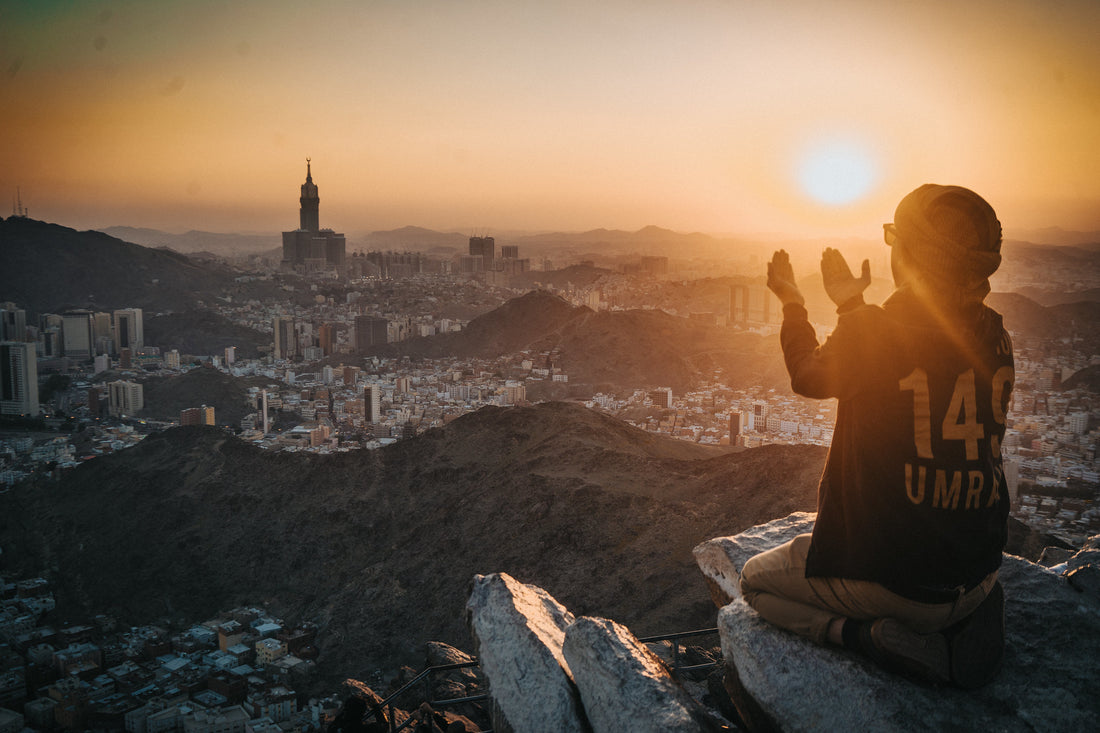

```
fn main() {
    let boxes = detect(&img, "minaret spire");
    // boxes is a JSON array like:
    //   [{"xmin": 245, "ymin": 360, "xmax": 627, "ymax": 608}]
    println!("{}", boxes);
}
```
[{"xmin": 306, "ymin": 157, "xmax": 312, "ymax": 182}]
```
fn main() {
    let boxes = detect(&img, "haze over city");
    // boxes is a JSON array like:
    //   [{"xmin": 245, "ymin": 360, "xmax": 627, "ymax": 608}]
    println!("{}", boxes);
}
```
[{"xmin": 3, "ymin": 0, "xmax": 1099, "ymax": 238}]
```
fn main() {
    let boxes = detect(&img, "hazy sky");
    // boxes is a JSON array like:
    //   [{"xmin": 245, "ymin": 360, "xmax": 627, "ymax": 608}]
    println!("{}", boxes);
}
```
[{"xmin": 2, "ymin": 0, "xmax": 1099, "ymax": 237}]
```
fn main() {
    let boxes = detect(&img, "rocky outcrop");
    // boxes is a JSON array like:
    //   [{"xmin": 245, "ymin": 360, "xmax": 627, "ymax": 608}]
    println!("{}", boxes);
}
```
[
  {"xmin": 465, "ymin": 573, "xmax": 589, "ymax": 733},
  {"xmin": 693, "ymin": 512, "xmax": 816, "ymax": 606},
  {"xmin": 697, "ymin": 515, "xmax": 1100, "ymax": 732},
  {"xmin": 467, "ymin": 573, "xmax": 733, "ymax": 733},
  {"xmin": 562, "ymin": 616, "xmax": 723, "ymax": 733}
]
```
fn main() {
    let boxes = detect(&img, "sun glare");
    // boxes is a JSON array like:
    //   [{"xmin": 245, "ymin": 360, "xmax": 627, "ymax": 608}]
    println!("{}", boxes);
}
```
[{"xmin": 798, "ymin": 140, "xmax": 877, "ymax": 206}]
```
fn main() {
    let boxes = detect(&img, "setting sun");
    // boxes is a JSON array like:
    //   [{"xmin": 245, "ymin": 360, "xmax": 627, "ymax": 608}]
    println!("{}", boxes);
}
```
[
  {"xmin": 1, "ymin": 0, "xmax": 1098, "ymax": 237},
  {"xmin": 797, "ymin": 139, "xmax": 877, "ymax": 206}
]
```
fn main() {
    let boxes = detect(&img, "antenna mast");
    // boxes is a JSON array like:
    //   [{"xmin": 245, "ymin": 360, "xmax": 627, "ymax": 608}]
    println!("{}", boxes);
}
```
[{"xmin": 14, "ymin": 187, "xmax": 27, "ymax": 218}]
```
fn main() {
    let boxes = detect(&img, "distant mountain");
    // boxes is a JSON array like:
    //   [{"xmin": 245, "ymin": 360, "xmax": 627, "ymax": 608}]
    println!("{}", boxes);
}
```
[
  {"xmin": 509, "ymin": 264, "xmax": 616, "ymax": 290},
  {"xmin": 1014, "ymin": 287, "xmax": 1100, "ymax": 306},
  {"xmin": 526, "ymin": 306, "xmax": 784, "ymax": 392},
  {"xmin": 0, "ymin": 218, "xmax": 240, "ymax": 315},
  {"xmin": 361, "ymin": 226, "xmax": 469, "ymax": 253},
  {"xmin": 513, "ymin": 226, "xmax": 741, "ymax": 259},
  {"xmin": 986, "ymin": 292, "xmax": 1100, "ymax": 351},
  {"xmin": 0, "ymin": 402, "xmax": 825, "ymax": 678},
  {"xmin": 354, "ymin": 225, "xmax": 740, "ymax": 259},
  {"xmin": 379, "ymin": 290, "xmax": 584, "ymax": 360},
  {"xmin": 1004, "ymin": 228, "xmax": 1100, "ymax": 247},
  {"xmin": 100, "ymin": 226, "xmax": 280, "ymax": 256},
  {"xmin": 379, "ymin": 290, "xmax": 788, "ymax": 393}
]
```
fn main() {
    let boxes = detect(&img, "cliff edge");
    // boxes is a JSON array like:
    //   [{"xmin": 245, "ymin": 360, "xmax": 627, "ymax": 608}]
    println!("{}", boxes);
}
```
[{"xmin": 696, "ymin": 514, "xmax": 1100, "ymax": 732}]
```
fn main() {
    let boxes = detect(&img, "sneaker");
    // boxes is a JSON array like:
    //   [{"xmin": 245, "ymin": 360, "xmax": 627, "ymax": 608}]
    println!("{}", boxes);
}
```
[
  {"xmin": 948, "ymin": 581, "xmax": 1005, "ymax": 689},
  {"xmin": 865, "ymin": 618, "xmax": 951, "ymax": 685}
]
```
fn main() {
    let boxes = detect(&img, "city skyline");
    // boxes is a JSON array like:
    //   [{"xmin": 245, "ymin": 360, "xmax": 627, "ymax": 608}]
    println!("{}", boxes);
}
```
[{"xmin": 2, "ymin": 0, "xmax": 1099, "ymax": 238}]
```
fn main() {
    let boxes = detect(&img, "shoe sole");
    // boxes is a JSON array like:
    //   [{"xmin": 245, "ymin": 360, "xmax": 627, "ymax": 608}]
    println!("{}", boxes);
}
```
[{"xmin": 870, "ymin": 618, "xmax": 950, "ymax": 685}]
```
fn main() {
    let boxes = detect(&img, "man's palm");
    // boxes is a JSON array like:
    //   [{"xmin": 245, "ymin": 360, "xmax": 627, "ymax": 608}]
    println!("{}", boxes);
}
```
[{"xmin": 821, "ymin": 248, "xmax": 870, "ymax": 307}]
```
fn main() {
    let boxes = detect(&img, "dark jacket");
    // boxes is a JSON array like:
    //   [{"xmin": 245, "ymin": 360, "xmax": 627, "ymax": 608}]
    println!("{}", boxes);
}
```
[{"xmin": 779, "ymin": 288, "xmax": 1013, "ymax": 598}]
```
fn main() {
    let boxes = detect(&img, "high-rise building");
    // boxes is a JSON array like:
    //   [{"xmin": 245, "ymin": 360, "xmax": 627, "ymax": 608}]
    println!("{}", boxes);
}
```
[
  {"xmin": 281, "ymin": 159, "xmax": 346, "ymax": 277},
  {"xmin": 318, "ymin": 323, "xmax": 336, "ymax": 356},
  {"xmin": 729, "ymin": 412, "xmax": 742, "ymax": 445},
  {"xmin": 113, "ymin": 309, "xmax": 144, "ymax": 353},
  {"xmin": 181, "ymin": 406, "xmax": 215, "ymax": 426},
  {"xmin": 500, "ymin": 244, "xmax": 519, "ymax": 259},
  {"xmin": 261, "ymin": 390, "xmax": 271, "ymax": 434},
  {"xmin": 364, "ymin": 384, "xmax": 381, "ymax": 424},
  {"xmin": 731, "ymin": 284, "xmax": 780, "ymax": 325},
  {"xmin": 87, "ymin": 386, "xmax": 101, "ymax": 417},
  {"xmin": 273, "ymin": 317, "xmax": 297, "ymax": 360},
  {"xmin": 224, "ymin": 346, "xmax": 236, "ymax": 366},
  {"xmin": 165, "ymin": 349, "xmax": 181, "ymax": 369},
  {"xmin": 107, "ymin": 381, "xmax": 143, "ymax": 417},
  {"xmin": 648, "ymin": 387, "xmax": 673, "ymax": 409},
  {"xmin": 468, "ymin": 236, "xmax": 495, "ymax": 270},
  {"xmin": 457, "ymin": 254, "xmax": 483, "ymax": 274},
  {"xmin": 0, "ymin": 341, "xmax": 39, "ymax": 416},
  {"xmin": 640, "ymin": 256, "xmax": 668, "ymax": 275},
  {"xmin": 354, "ymin": 316, "xmax": 388, "ymax": 353},
  {"xmin": 1, "ymin": 303, "xmax": 27, "ymax": 342},
  {"xmin": 61, "ymin": 311, "xmax": 95, "ymax": 360},
  {"xmin": 92, "ymin": 312, "xmax": 113, "ymax": 355},
  {"xmin": 752, "ymin": 400, "xmax": 768, "ymax": 432}
]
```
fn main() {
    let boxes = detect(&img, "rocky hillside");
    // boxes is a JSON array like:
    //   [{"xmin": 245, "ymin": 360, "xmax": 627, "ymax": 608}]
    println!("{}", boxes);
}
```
[
  {"xmin": 138, "ymin": 367, "xmax": 273, "ymax": 426},
  {"xmin": 0, "ymin": 217, "xmax": 240, "ymax": 315},
  {"xmin": 376, "ymin": 287, "xmax": 1096, "ymax": 395},
  {"xmin": 986, "ymin": 292, "xmax": 1100, "ymax": 352},
  {"xmin": 144, "ymin": 310, "xmax": 269, "ymax": 359},
  {"xmin": 100, "ymin": 227, "xmax": 279, "ymax": 257},
  {"xmin": 382, "ymin": 290, "xmax": 788, "ymax": 393},
  {"xmin": 0, "ymin": 402, "xmax": 825, "ymax": 680},
  {"xmin": 1061, "ymin": 365, "xmax": 1100, "ymax": 392},
  {"xmin": 378, "ymin": 290, "xmax": 585, "ymax": 360}
]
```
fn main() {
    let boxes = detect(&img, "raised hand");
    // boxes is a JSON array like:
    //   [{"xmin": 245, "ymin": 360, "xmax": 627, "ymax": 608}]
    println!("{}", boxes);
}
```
[
  {"xmin": 820, "ymin": 247, "xmax": 870, "ymax": 308},
  {"xmin": 767, "ymin": 249, "xmax": 804, "ymax": 307}
]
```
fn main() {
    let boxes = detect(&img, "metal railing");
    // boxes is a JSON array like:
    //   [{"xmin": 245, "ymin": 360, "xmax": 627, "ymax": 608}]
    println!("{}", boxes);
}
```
[
  {"xmin": 363, "ymin": 627, "xmax": 721, "ymax": 733},
  {"xmin": 638, "ymin": 627, "xmax": 721, "ymax": 677}
]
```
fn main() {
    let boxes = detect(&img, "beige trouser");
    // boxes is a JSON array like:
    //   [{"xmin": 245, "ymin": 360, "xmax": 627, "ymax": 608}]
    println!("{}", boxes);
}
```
[{"xmin": 739, "ymin": 534, "xmax": 998, "ymax": 645}]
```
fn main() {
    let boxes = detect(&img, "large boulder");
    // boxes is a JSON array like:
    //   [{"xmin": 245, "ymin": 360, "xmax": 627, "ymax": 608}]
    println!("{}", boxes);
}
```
[
  {"xmin": 466, "ymin": 574, "xmax": 735, "ymax": 733},
  {"xmin": 693, "ymin": 512, "xmax": 816, "ymax": 605},
  {"xmin": 465, "ymin": 572, "xmax": 589, "ymax": 733},
  {"xmin": 700, "ymin": 515, "xmax": 1100, "ymax": 732},
  {"xmin": 562, "ymin": 616, "xmax": 727, "ymax": 733}
]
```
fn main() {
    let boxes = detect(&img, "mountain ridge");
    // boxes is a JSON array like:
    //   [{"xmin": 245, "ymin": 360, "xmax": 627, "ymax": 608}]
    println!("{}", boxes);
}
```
[
  {"xmin": 0, "ymin": 218, "xmax": 239, "ymax": 315},
  {"xmin": 378, "ymin": 290, "xmax": 787, "ymax": 393},
  {"xmin": 0, "ymin": 402, "xmax": 825, "ymax": 678}
]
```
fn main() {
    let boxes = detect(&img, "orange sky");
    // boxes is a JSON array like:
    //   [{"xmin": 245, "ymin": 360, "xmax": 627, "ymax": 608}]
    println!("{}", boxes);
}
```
[{"xmin": 2, "ymin": 0, "xmax": 1099, "ymax": 238}]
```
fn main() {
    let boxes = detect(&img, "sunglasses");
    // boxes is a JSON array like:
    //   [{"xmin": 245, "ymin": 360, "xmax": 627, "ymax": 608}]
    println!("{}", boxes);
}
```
[{"xmin": 883, "ymin": 223, "xmax": 898, "ymax": 246}]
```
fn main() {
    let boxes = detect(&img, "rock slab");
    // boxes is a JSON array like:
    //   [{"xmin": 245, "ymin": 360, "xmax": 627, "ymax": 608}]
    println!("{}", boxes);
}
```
[
  {"xmin": 466, "ymin": 572, "xmax": 588, "ymax": 733},
  {"xmin": 562, "ymin": 615, "xmax": 720, "ymax": 733},
  {"xmin": 693, "ymin": 512, "xmax": 816, "ymax": 605},
  {"xmin": 706, "ymin": 514, "xmax": 1100, "ymax": 733}
]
